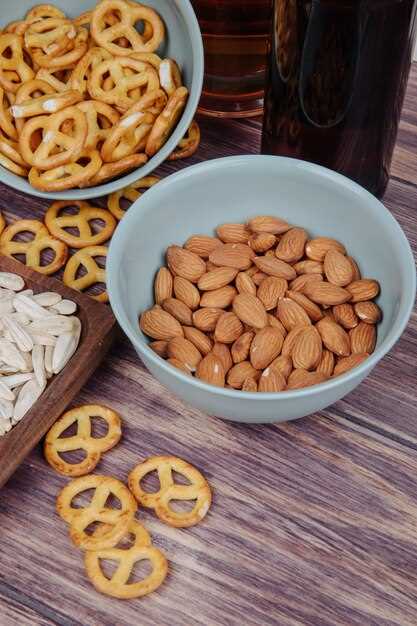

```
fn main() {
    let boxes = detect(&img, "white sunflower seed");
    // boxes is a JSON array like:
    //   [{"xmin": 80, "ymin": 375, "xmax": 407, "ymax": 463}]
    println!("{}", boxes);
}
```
[
  {"xmin": 0, "ymin": 398, "xmax": 13, "ymax": 419},
  {"xmin": 0, "ymin": 272, "xmax": 25, "ymax": 291},
  {"xmin": 2, "ymin": 315, "xmax": 33, "ymax": 352},
  {"xmin": 32, "ymin": 292, "xmax": 62, "ymax": 307},
  {"xmin": 28, "ymin": 315, "xmax": 74, "ymax": 336},
  {"xmin": 13, "ymin": 378, "xmax": 45, "ymax": 423},
  {"xmin": 1, "ymin": 373, "xmax": 34, "ymax": 388},
  {"xmin": 0, "ymin": 381, "xmax": 15, "ymax": 401},
  {"xmin": 51, "ymin": 299, "xmax": 77, "ymax": 315},
  {"xmin": 27, "ymin": 331, "xmax": 57, "ymax": 346},
  {"xmin": 32, "ymin": 344, "xmax": 46, "ymax": 388},
  {"xmin": 0, "ymin": 339, "xmax": 27, "ymax": 370},
  {"xmin": 13, "ymin": 294, "xmax": 53, "ymax": 320}
]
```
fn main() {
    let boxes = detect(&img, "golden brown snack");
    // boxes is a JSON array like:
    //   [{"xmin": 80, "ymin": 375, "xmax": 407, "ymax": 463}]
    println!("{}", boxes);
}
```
[
  {"xmin": 45, "ymin": 200, "xmax": 116, "ymax": 248},
  {"xmin": 63, "ymin": 245, "xmax": 108, "ymax": 302},
  {"xmin": 145, "ymin": 86, "xmax": 188, "ymax": 156},
  {"xmin": 29, "ymin": 149, "xmax": 102, "ymax": 191},
  {"xmin": 107, "ymin": 175, "xmax": 159, "ymax": 220},
  {"xmin": 168, "ymin": 120, "xmax": 200, "ymax": 161}
]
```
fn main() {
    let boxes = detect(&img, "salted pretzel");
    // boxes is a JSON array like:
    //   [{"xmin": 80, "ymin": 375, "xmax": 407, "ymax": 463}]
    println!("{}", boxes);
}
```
[
  {"xmin": 26, "ymin": 5, "xmax": 66, "ymax": 21},
  {"xmin": 44, "ymin": 405, "xmax": 122, "ymax": 476},
  {"xmin": 19, "ymin": 105, "xmax": 87, "ymax": 169},
  {"xmin": 11, "ymin": 90, "xmax": 82, "ymax": 120},
  {"xmin": 45, "ymin": 200, "xmax": 116, "ymax": 248},
  {"xmin": 80, "ymin": 152, "xmax": 148, "ymax": 187},
  {"xmin": 169, "ymin": 120, "xmax": 200, "ymax": 161},
  {"xmin": 130, "ymin": 52, "xmax": 162, "ymax": 69},
  {"xmin": 56, "ymin": 474, "xmax": 137, "ymax": 550},
  {"xmin": 145, "ymin": 86, "xmax": 188, "ymax": 157},
  {"xmin": 91, "ymin": 0, "xmax": 165, "ymax": 56},
  {"xmin": 107, "ymin": 175, "xmax": 159, "ymax": 220},
  {"xmin": 0, "ymin": 219, "xmax": 68, "ymax": 275},
  {"xmin": 76, "ymin": 100, "xmax": 120, "ymax": 150},
  {"xmin": 0, "ymin": 151, "xmax": 28, "ymax": 177},
  {"xmin": 0, "ymin": 87, "xmax": 18, "ymax": 140},
  {"xmin": 31, "ymin": 28, "xmax": 89, "ymax": 70},
  {"xmin": 70, "ymin": 47, "xmax": 112, "ymax": 95},
  {"xmin": 128, "ymin": 456, "xmax": 212, "ymax": 528},
  {"xmin": 158, "ymin": 59, "xmax": 182, "ymax": 97},
  {"xmin": 29, "ymin": 149, "xmax": 102, "ymax": 191},
  {"xmin": 36, "ymin": 67, "xmax": 73, "ymax": 92},
  {"xmin": 0, "ymin": 34, "xmax": 34, "ymax": 93},
  {"xmin": 24, "ymin": 17, "xmax": 77, "ymax": 56},
  {"xmin": 84, "ymin": 520, "xmax": 168, "ymax": 599},
  {"xmin": 63, "ymin": 245, "xmax": 108, "ymax": 302},
  {"xmin": 0, "ymin": 133, "xmax": 28, "ymax": 174},
  {"xmin": 88, "ymin": 57, "xmax": 159, "ymax": 111}
]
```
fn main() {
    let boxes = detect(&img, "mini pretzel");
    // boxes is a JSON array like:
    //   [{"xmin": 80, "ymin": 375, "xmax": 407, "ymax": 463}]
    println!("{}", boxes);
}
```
[
  {"xmin": 76, "ymin": 100, "xmax": 120, "ymax": 150},
  {"xmin": 74, "ymin": 11, "xmax": 93, "ymax": 29},
  {"xmin": 56, "ymin": 474, "xmax": 137, "ymax": 550},
  {"xmin": 80, "ymin": 153, "xmax": 148, "ymax": 187},
  {"xmin": 130, "ymin": 52, "xmax": 162, "ymax": 69},
  {"xmin": 128, "ymin": 456, "xmax": 212, "ymax": 528},
  {"xmin": 19, "ymin": 105, "xmax": 87, "ymax": 169},
  {"xmin": 0, "ymin": 87, "xmax": 17, "ymax": 140},
  {"xmin": 29, "ymin": 149, "xmax": 102, "ymax": 192},
  {"xmin": 91, "ymin": 0, "xmax": 165, "ymax": 56},
  {"xmin": 84, "ymin": 520, "xmax": 168, "ymax": 599},
  {"xmin": 145, "ymin": 86, "xmax": 188, "ymax": 157},
  {"xmin": 0, "ymin": 133, "xmax": 28, "ymax": 172},
  {"xmin": 24, "ymin": 17, "xmax": 77, "ymax": 56},
  {"xmin": 45, "ymin": 200, "xmax": 116, "ymax": 248},
  {"xmin": 26, "ymin": 5, "xmax": 66, "ymax": 21},
  {"xmin": 11, "ymin": 89, "xmax": 82, "ymax": 120},
  {"xmin": 169, "ymin": 120, "xmax": 200, "ymax": 161},
  {"xmin": 44, "ymin": 405, "xmax": 122, "ymax": 476},
  {"xmin": 31, "ymin": 28, "xmax": 88, "ymax": 70},
  {"xmin": 36, "ymin": 67, "xmax": 73, "ymax": 92},
  {"xmin": 70, "ymin": 46, "xmax": 112, "ymax": 96},
  {"xmin": 63, "ymin": 245, "xmax": 108, "ymax": 302},
  {"xmin": 0, "ymin": 34, "xmax": 34, "ymax": 93},
  {"xmin": 159, "ymin": 59, "xmax": 182, "ymax": 97},
  {"xmin": 13, "ymin": 78, "xmax": 56, "ymax": 133},
  {"xmin": 0, "ymin": 219, "xmax": 68, "ymax": 275},
  {"xmin": 0, "ymin": 150, "xmax": 28, "ymax": 177},
  {"xmin": 108, "ymin": 176, "xmax": 159, "ymax": 220}
]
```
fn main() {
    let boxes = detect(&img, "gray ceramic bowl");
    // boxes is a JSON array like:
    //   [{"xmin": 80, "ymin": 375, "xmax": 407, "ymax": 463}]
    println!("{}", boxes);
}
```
[
  {"xmin": 0, "ymin": 0, "xmax": 203, "ymax": 200},
  {"xmin": 107, "ymin": 155, "xmax": 416, "ymax": 423}
]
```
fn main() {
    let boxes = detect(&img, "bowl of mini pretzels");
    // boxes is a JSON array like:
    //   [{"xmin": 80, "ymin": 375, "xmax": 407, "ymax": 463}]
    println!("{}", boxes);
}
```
[{"xmin": 0, "ymin": 0, "xmax": 203, "ymax": 199}]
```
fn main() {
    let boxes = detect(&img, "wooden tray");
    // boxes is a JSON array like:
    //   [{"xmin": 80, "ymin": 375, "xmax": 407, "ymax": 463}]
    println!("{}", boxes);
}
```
[{"xmin": 0, "ymin": 255, "xmax": 116, "ymax": 487}]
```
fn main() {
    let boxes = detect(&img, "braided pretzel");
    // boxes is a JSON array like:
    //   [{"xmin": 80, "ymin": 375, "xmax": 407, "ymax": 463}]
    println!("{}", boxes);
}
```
[
  {"xmin": 169, "ymin": 120, "xmax": 201, "ymax": 161},
  {"xmin": 11, "ymin": 89, "xmax": 82, "ymax": 120},
  {"xmin": 107, "ymin": 176, "xmax": 159, "ymax": 220},
  {"xmin": 31, "ymin": 28, "xmax": 88, "ymax": 70},
  {"xmin": 63, "ymin": 245, "xmax": 108, "ymax": 302},
  {"xmin": 0, "ymin": 219, "xmax": 68, "ymax": 275},
  {"xmin": 24, "ymin": 17, "xmax": 77, "ymax": 56},
  {"xmin": 159, "ymin": 59, "xmax": 182, "ymax": 97},
  {"xmin": 145, "ymin": 86, "xmax": 188, "ymax": 157},
  {"xmin": 70, "ymin": 46, "xmax": 111, "ymax": 95},
  {"xmin": 29, "ymin": 149, "xmax": 102, "ymax": 192},
  {"xmin": 56, "ymin": 474, "xmax": 137, "ymax": 550},
  {"xmin": 76, "ymin": 100, "xmax": 120, "ymax": 151},
  {"xmin": 84, "ymin": 520, "xmax": 168, "ymax": 599},
  {"xmin": 0, "ymin": 87, "xmax": 17, "ymax": 140},
  {"xmin": 128, "ymin": 456, "xmax": 212, "ymax": 528},
  {"xmin": 91, "ymin": 0, "xmax": 165, "ymax": 56},
  {"xmin": 80, "ymin": 153, "xmax": 148, "ymax": 187},
  {"xmin": 0, "ymin": 34, "xmax": 34, "ymax": 93},
  {"xmin": 45, "ymin": 200, "xmax": 116, "ymax": 248},
  {"xmin": 26, "ymin": 5, "xmax": 66, "ymax": 21},
  {"xmin": 44, "ymin": 405, "xmax": 122, "ymax": 476},
  {"xmin": 19, "ymin": 105, "xmax": 87, "ymax": 169},
  {"xmin": 36, "ymin": 67, "xmax": 73, "ymax": 92}
]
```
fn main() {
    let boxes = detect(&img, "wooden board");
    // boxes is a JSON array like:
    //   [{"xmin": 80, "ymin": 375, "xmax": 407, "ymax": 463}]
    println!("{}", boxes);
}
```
[
  {"xmin": 0, "ymin": 255, "xmax": 116, "ymax": 488},
  {"xmin": 0, "ymin": 66, "xmax": 416, "ymax": 626}
]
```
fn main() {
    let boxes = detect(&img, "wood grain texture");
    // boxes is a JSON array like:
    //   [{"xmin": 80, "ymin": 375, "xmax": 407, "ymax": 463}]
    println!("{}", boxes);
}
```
[{"xmin": 0, "ymin": 66, "xmax": 416, "ymax": 626}]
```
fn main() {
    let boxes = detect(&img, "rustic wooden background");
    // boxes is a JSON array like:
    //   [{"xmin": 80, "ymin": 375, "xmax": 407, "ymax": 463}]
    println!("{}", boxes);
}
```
[{"xmin": 0, "ymin": 67, "xmax": 416, "ymax": 626}]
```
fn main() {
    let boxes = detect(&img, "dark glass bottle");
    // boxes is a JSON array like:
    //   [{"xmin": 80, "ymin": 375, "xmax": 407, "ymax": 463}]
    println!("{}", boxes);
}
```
[{"xmin": 261, "ymin": 0, "xmax": 417, "ymax": 196}]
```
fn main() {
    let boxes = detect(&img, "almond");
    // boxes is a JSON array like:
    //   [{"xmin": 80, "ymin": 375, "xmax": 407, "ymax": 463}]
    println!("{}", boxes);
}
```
[
  {"xmin": 149, "ymin": 340, "xmax": 169, "ymax": 358},
  {"xmin": 227, "ymin": 361, "xmax": 259, "ymax": 389},
  {"xmin": 348, "ymin": 256, "xmax": 361, "ymax": 280},
  {"xmin": 354, "ymin": 301, "xmax": 382, "ymax": 324},
  {"xmin": 216, "ymin": 223, "xmax": 250, "ymax": 243},
  {"xmin": 323, "ymin": 249, "xmax": 354, "ymax": 287},
  {"xmin": 200, "ymin": 286, "xmax": 237, "ymax": 309},
  {"xmin": 291, "ymin": 326, "xmax": 322, "ymax": 370},
  {"xmin": 162, "ymin": 298, "xmax": 193, "ymax": 325},
  {"xmin": 242, "ymin": 377, "xmax": 258, "ymax": 392},
  {"xmin": 214, "ymin": 312, "xmax": 243, "ymax": 343},
  {"xmin": 248, "ymin": 215, "xmax": 290, "ymax": 234},
  {"xmin": 166, "ymin": 245, "xmax": 206, "ymax": 283},
  {"xmin": 275, "ymin": 227, "xmax": 307, "ymax": 263},
  {"xmin": 173, "ymin": 276, "xmax": 200, "ymax": 310},
  {"xmin": 184, "ymin": 235, "xmax": 222, "ymax": 258},
  {"xmin": 257, "ymin": 277, "xmax": 287, "ymax": 311},
  {"xmin": 167, "ymin": 357, "xmax": 192, "ymax": 375},
  {"xmin": 167, "ymin": 337, "xmax": 202, "ymax": 371},
  {"xmin": 231, "ymin": 331, "xmax": 254, "ymax": 363},
  {"xmin": 276, "ymin": 297, "xmax": 311, "ymax": 331},
  {"xmin": 270, "ymin": 354, "xmax": 292, "ymax": 379},
  {"xmin": 253, "ymin": 256, "xmax": 296, "ymax": 280},
  {"xmin": 349, "ymin": 322, "xmax": 376, "ymax": 354},
  {"xmin": 252, "ymin": 271, "xmax": 269, "ymax": 286},
  {"xmin": 211, "ymin": 342, "xmax": 233, "ymax": 373},
  {"xmin": 287, "ymin": 369, "xmax": 328, "ymax": 390},
  {"xmin": 196, "ymin": 354, "xmax": 225, "ymax": 387},
  {"xmin": 258, "ymin": 367, "xmax": 286, "ymax": 392},
  {"xmin": 233, "ymin": 293, "xmax": 268, "ymax": 329},
  {"xmin": 305, "ymin": 237, "xmax": 346, "ymax": 261},
  {"xmin": 346, "ymin": 279, "xmax": 380, "ymax": 302},
  {"xmin": 249, "ymin": 327, "xmax": 284, "ymax": 370},
  {"xmin": 192, "ymin": 308, "xmax": 223, "ymax": 332},
  {"xmin": 334, "ymin": 353, "xmax": 369, "ymax": 376},
  {"xmin": 316, "ymin": 317, "xmax": 350, "ymax": 356},
  {"xmin": 303, "ymin": 281, "xmax": 351, "ymax": 306},
  {"xmin": 332, "ymin": 303, "xmax": 358, "ymax": 329},
  {"xmin": 183, "ymin": 326, "xmax": 213, "ymax": 355},
  {"xmin": 286, "ymin": 291, "xmax": 323, "ymax": 322},
  {"xmin": 246, "ymin": 266, "xmax": 258, "ymax": 277},
  {"xmin": 248, "ymin": 232, "xmax": 276, "ymax": 253},
  {"xmin": 267, "ymin": 314, "xmax": 287, "ymax": 336},
  {"xmin": 316, "ymin": 349, "xmax": 334, "ymax": 377},
  {"xmin": 235, "ymin": 272, "xmax": 257, "ymax": 295},
  {"xmin": 281, "ymin": 325, "xmax": 305, "ymax": 355},
  {"xmin": 293, "ymin": 260, "xmax": 323, "ymax": 275},
  {"xmin": 209, "ymin": 243, "xmax": 254, "ymax": 270},
  {"xmin": 154, "ymin": 267, "xmax": 173, "ymax": 304},
  {"xmin": 206, "ymin": 261, "xmax": 218, "ymax": 271},
  {"xmin": 140, "ymin": 307, "xmax": 184, "ymax": 340},
  {"xmin": 290, "ymin": 273, "xmax": 323, "ymax": 292},
  {"xmin": 198, "ymin": 267, "xmax": 238, "ymax": 291}
]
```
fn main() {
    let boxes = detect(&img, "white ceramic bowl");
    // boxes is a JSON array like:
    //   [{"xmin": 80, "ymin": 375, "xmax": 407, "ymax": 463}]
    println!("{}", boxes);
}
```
[
  {"xmin": 107, "ymin": 155, "xmax": 416, "ymax": 423},
  {"xmin": 0, "ymin": 0, "xmax": 203, "ymax": 200}
]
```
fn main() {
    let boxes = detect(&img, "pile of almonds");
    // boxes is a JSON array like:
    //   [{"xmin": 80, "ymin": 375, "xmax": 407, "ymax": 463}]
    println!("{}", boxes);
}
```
[{"xmin": 139, "ymin": 216, "xmax": 382, "ymax": 392}]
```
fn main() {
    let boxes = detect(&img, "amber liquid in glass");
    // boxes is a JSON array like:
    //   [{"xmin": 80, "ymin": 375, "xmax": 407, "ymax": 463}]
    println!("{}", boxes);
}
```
[
  {"xmin": 192, "ymin": 0, "xmax": 272, "ymax": 117},
  {"xmin": 261, "ymin": 0, "xmax": 417, "ymax": 196}
]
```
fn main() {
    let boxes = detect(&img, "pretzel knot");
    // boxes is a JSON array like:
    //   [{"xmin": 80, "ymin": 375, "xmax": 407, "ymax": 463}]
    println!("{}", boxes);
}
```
[
  {"xmin": 128, "ymin": 456, "xmax": 212, "ymax": 528},
  {"xmin": 0, "ymin": 86, "xmax": 18, "ymax": 140},
  {"xmin": 45, "ymin": 200, "xmax": 116, "ymax": 248},
  {"xmin": 80, "ymin": 153, "xmax": 148, "ymax": 188},
  {"xmin": 84, "ymin": 520, "xmax": 168, "ymax": 599},
  {"xmin": 63, "ymin": 245, "xmax": 108, "ymax": 302},
  {"xmin": 13, "ymin": 79, "xmax": 56, "ymax": 133},
  {"xmin": 56, "ymin": 475, "xmax": 137, "ymax": 550},
  {"xmin": 107, "ymin": 175, "xmax": 159, "ymax": 220},
  {"xmin": 44, "ymin": 405, "xmax": 122, "ymax": 476},
  {"xmin": 0, "ymin": 219, "xmax": 68, "ymax": 275},
  {"xmin": 24, "ymin": 17, "xmax": 77, "ymax": 56},
  {"xmin": 169, "ymin": 120, "xmax": 201, "ymax": 161},
  {"xmin": 29, "ymin": 149, "xmax": 102, "ymax": 192},
  {"xmin": 76, "ymin": 100, "xmax": 120, "ymax": 151},
  {"xmin": 0, "ymin": 33, "xmax": 34, "ymax": 93},
  {"xmin": 145, "ymin": 86, "xmax": 188, "ymax": 157}
]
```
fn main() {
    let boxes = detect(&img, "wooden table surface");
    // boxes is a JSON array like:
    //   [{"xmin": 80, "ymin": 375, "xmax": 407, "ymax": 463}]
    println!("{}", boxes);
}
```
[{"xmin": 0, "ymin": 66, "xmax": 416, "ymax": 626}]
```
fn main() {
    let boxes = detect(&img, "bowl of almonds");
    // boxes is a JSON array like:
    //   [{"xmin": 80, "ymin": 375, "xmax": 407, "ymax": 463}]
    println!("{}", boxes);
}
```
[{"xmin": 107, "ymin": 155, "xmax": 416, "ymax": 423}]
